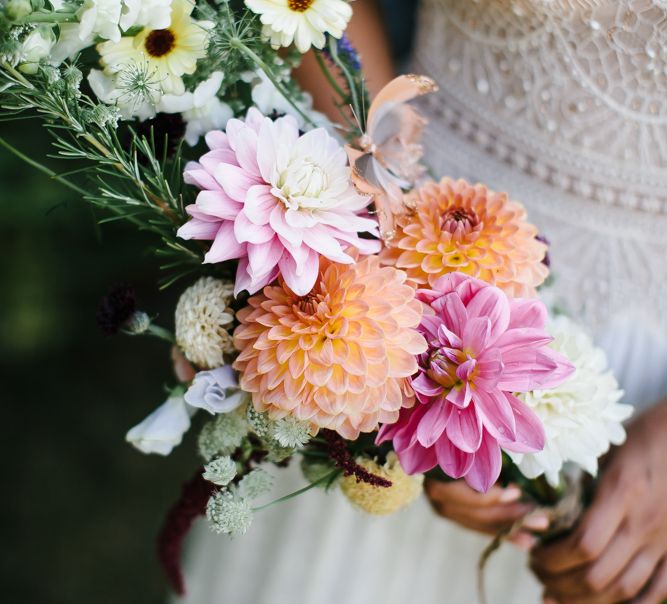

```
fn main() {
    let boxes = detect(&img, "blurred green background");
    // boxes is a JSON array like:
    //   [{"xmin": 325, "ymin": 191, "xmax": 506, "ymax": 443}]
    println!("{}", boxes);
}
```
[
  {"xmin": 0, "ymin": 119, "xmax": 199, "ymax": 604},
  {"xmin": 0, "ymin": 3, "xmax": 416, "ymax": 602}
]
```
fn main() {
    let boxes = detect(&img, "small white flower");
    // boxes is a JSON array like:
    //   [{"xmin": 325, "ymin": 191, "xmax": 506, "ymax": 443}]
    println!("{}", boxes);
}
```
[
  {"xmin": 206, "ymin": 490, "xmax": 253, "ymax": 536},
  {"xmin": 160, "ymin": 71, "xmax": 233, "ymax": 146},
  {"xmin": 126, "ymin": 395, "xmax": 193, "ymax": 456},
  {"xmin": 272, "ymin": 416, "xmax": 311, "ymax": 448},
  {"xmin": 88, "ymin": 67, "xmax": 159, "ymax": 121},
  {"xmin": 237, "ymin": 468, "xmax": 273, "ymax": 499},
  {"xmin": 120, "ymin": 0, "xmax": 173, "ymax": 31},
  {"xmin": 78, "ymin": 0, "xmax": 124, "ymax": 43},
  {"xmin": 510, "ymin": 316, "xmax": 634, "ymax": 486},
  {"xmin": 198, "ymin": 412, "xmax": 249, "ymax": 460},
  {"xmin": 203, "ymin": 456, "xmax": 237, "ymax": 486},
  {"xmin": 18, "ymin": 28, "xmax": 55, "ymax": 74},
  {"xmin": 245, "ymin": 0, "xmax": 353, "ymax": 53},
  {"xmin": 175, "ymin": 276, "xmax": 236, "ymax": 369},
  {"xmin": 184, "ymin": 366, "xmax": 245, "ymax": 415}
]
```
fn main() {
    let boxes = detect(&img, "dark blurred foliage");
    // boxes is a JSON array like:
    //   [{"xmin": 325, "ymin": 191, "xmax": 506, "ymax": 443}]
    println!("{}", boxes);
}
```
[{"xmin": 0, "ymin": 2, "xmax": 418, "ymax": 603}]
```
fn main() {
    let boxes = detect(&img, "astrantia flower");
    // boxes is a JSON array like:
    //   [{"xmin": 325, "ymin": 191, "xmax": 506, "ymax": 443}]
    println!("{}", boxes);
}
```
[
  {"xmin": 377, "ymin": 273, "xmax": 574, "ymax": 492},
  {"xmin": 340, "ymin": 452, "xmax": 424, "ymax": 515},
  {"xmin": 233, "ymin": 254, "xmax": 427, "ymax": 439},
  {"xmin": 97, "ymin": 0, "xmax": 213, "ymax": 95},
  {"xmin": 177, "ymin": 108, "xmax": 380, "ymax": 296},
  {"xmin": 380, "ymin": 178, "xmax": 549, "ymax": 298},
  {"xmin": 511, "ymin": 316, "xmax": 633, "ymax": 486},
  {"xmin": 175, "ymin": 277, "xmax": 236, "ymax": 369},
  {"xmin": 245, "ymin": 0, "xmax": 352, "ymax": 53},
  {"xmin": 206, "ymin": 490, "xmax": 253, "ymax": 536},
  {"xmin": 202, "ymin": 456, "xmax": 237, "ymax": 486}
]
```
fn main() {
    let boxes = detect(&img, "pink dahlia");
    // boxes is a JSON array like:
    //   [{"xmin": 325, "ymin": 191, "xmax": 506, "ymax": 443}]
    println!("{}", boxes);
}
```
[
  {"xmin": 377, "ymin": 273, "xmax": 574, "ymax": 492},
  {"xmin": 177, "ymin": 108, "xmax": 380, "ymax": 296}
]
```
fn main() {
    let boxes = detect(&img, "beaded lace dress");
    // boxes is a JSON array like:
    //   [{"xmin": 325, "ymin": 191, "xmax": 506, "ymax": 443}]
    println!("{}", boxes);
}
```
[{"xmin": 176, "ymin": 2, "xmax": 667, "ymax": 603}]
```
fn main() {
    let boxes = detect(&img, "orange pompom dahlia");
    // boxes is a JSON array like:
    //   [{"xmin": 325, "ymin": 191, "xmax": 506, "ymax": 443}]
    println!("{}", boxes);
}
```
[
  {"xmin": 233, "ymin": 255, "xmax": 427, "ymax": 439},
  {"xmin": 380, "ymin": 178, "xmax": 549, "ymax": 297}
]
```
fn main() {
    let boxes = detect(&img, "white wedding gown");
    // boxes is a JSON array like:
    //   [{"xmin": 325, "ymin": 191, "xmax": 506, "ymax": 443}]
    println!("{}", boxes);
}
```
[{"xmin": 175, "ymin": 1, "xmax": 667, "ymax": 602}]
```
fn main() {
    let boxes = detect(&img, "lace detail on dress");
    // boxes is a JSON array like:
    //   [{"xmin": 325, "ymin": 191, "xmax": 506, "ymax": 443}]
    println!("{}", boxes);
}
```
[
  {"xmin": 412, "ymin": 0, "xmax": 667, "ymax": 337},
  {"xmin": 416, "ymin": 0, "xmax": 667, "ymax": 214}
]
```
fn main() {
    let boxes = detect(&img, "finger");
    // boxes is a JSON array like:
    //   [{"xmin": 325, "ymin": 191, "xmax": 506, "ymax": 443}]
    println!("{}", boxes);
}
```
[
  {"xmin": 532, "ymin": 480, "xmax": 627, "ymax": 574},
  {"xmin": 583, "ymin": 525, "xmax": 642, "ymax": 593},
  {"xmin": 565, "ymin": 549, "xmax": 658, "ymax": 604},
  {"xmin": 425, "ymin": 479, "xmax": 522, "ymax": 507},
  {"xmin": 508, "ymin": 531, "xmax": 537, "ymax": 552},
  {"xmin": 634, "ymin": 556, "xmax": 667, "ymax": 604}
]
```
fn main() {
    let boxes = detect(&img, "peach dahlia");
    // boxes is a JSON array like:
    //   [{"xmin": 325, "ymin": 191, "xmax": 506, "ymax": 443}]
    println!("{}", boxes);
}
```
[
  {"xmin": 232, "ymin": 255, "xmax": 427, "ymax": 439},
  {"xmin": 379, "ymin": 178, "xmax": 549, "ymax": 297}
]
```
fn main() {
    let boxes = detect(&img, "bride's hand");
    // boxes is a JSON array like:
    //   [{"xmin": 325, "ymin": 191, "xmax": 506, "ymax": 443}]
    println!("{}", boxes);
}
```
[
  {"xmin": 530, "ymin": 402, "xmax": 667, "ymax": 604},
  {"xmin": 424, "ymin": 479, "xmax": 548, "ymax": 549}
]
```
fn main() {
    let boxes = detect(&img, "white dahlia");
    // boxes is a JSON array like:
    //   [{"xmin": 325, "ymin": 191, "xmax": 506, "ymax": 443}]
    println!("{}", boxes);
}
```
[
  {"xmin": 245, "ymin": 0, "xmax": 352, "ymax": 53},
  {"xmin": 175, "ymin": 277, "xmax": 237, "ymax": 369},
  {"xmin": 511, "ymin": 316, "xmax": 633, "ymax": 486}
]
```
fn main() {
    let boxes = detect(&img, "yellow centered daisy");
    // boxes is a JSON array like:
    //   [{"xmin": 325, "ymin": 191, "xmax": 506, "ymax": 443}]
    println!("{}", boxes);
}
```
[
  {"xmin": 245, "ymin": 0, "xmax": 353, "ymax": 53},
  {"xmin": 97, "ymin": 0, "xmax": 213, "ymax": 95}
]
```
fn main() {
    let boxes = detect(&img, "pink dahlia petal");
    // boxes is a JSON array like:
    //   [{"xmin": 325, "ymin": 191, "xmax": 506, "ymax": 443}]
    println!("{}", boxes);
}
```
[
  {"xmin": 195, "ymin": 190, "xmax": 241, "ymax": 221},
  {"xmin": 204, "ymin": 130, "xmax": 229, "ymax": 150},
  {"xmin": 203, "ymin": 222, "xmax": 245, "ymax": 264},
  {"xmin": 244, "ymin": 185, "xmax": 276, "ymax": 226},
  {"xmin": 176, "ymin": 216, "xmax": 219, "ymax": 240},
  {"xmin": 462, "ymin": 317, "xmax": 492, "ymax": 355},
  {"xmin": 199, "ymin": 148, "xmax": 238, "ymax": 174},
  {"xmin": 215, "ymin": 163, "xmax": 259, "ymax": 202},
  {"xmin": 465, "ymin": 433, "xmax": 502, "ymax": 493},
  {"xmin": 278, "ymin": 248, "xmax": 320, "ymax": 296},
  {"xmin": 397, "ymin": 441, "xmax": 438, "ymax": 474},
  {"xmin": 497, "ymin": 348, "xmax": 574, "ymax": 391},
  {"xmin": 434, "ymin": 436, "xmax": 474, "ymax": 479},
  {"xmin": 416, "ymin": 401, "xmax": 451, "ymax": 447},
  {"xmin": 446, "ymin": 406, "xmax": 483, "ymax": 453},
  {"xmin": 269, "ymin": 205, "xmax": 302, "ymax": 247},
  {"xmin": 184, "ymin": 165, "xmax": 219, "ymax": 191},
  {"xmin": 234, "ymin": 211, "xmax": 275, "ymax": 245},
  {"xmin": 247, "ymin": 237, "xmax": 284, "ymax": 279},
  {"xmin": 301, "ymin": 227, "xmax": 353, "ymax": 264},
  {"xmin": 225, "ymin": 122, "xmax": 260, "ymax": 178},
  {"xmin": 472, "ymin": 388, "xmax": 516, "ymax": 442},
  {"xmin": 494, "ymin": 327, "xmax": 553, "ymax": 354},
  {"xmin": 508, "ymin": 298, "xmax": 547, "ymax": 329},
  {"xmin": 499, "ymin": 393, "xmax": 545, "ymax": 453},
  {"xmin": 466, "ymin": 285, "xmax": 510, "ymax": 342},
  {"xmin": 411, "ymin": 373, "xmax": 444, "ymax": 398},
  {"xmin": 432, "ymin": 293, "xmax": 468, "ymax": 339}
]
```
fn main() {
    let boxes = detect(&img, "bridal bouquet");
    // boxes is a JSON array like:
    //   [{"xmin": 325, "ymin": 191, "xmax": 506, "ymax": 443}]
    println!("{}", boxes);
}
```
[{"xmin": 1, "ymin": 0, "xmax": 633, "ymax": 594}]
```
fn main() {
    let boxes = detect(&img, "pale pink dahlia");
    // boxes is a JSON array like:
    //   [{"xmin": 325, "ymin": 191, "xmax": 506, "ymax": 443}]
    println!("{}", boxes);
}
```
[
  {"xmin": 233, "ymin": 254, "xmax": 427, "ymax": 439},
  {"xmin": 177, "ymin": 108, "xmax": 380, "ymax": 296},
  {"xmin": 377, "ymin": 273, "xmax": 575, "ymax": 492}
]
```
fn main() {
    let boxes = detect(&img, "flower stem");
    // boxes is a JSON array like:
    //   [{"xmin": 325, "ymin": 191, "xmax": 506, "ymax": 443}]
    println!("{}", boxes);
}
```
[
  {"xmin": 146, "ymin": 324, "xmax": 175, "ymax": 343},
  {"xmin": 229, "ymin": 39, "xmax": 316, "ymax": 128},
  {"xmin": 252, "ymin": 470, "xmax": 341, "ymax": 512},
  {"xmin": 327, "ymin": 36, "xmax": 364, "ymax": 135},
  {"xmin": 314, "ymin": 50, "xmax": 347, "ymax": 100},
  {"xmin": 22, "ymin": 11, "xmax": 77, "ymax": 24}
]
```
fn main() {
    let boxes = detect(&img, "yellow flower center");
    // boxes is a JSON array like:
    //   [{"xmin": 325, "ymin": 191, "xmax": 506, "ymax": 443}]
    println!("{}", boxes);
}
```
[
  {"xmin": 288, "ymin": 0, "xmax": 315, "ymax": 11},
  {"xmin": 144, "ymin": 29, "xmax": 176, "ymax": 58}
]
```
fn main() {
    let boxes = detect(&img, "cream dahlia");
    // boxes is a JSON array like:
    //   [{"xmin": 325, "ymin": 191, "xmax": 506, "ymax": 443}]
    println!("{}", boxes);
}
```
[
  {"xmin": 380, "ymin": 178, "xmax": 549, "ymax": 298},
  {"xmin": 245, "ymin": 0, "xmax": 352, "ymax": 53},
  {"xmin": 232, "ymin": 254, "xmax": 427, "ymax": 439},
  {"xmin": 511, "ymin": 316, "xmax": 633, "ymax": 486},
  {"xmin": 175, "ymin": 277, "xmax": 236, "ymax": 369}
]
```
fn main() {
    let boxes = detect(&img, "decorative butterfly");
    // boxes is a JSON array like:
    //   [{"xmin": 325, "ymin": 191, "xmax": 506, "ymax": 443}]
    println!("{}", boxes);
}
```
[{"xmin": 346, "ymin": 74, "xmax": 439, "ymax": 240}]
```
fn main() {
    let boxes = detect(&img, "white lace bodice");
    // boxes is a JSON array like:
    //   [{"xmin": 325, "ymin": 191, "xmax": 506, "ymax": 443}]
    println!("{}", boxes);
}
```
[{"xmin": 413, "ymin": 0, "xmax": 667, "ymax": 341}]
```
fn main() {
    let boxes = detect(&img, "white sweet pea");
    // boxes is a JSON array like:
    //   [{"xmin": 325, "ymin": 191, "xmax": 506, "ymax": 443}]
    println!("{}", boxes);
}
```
[
  {"xmin": 184, "ymin": 366, "xmax": 245, "ymax": 415},
  {"xmin": 120, "ymin": 0, "xmax": 173, "ymax": 31},
  {"xmin": 160, "ymin": 72, "xmax": 233, "ymax": 146},
  {"xmin": 50, "ymin": 23, "xmax": 95, "ymax": 65},
  {"xmin": 250, "ymin": 69, "xmax": 333, "ymax": 132},
  {"xmin": 78, "ymin": 0, "xmax": 124, "ymax": 43},
  {"xmin": 18, "ymin": 28, "xmax": 55, "ymax": 74},
  {"xmin": 126, "ymin": 395, "xmax": 193, "ymax": 455}
]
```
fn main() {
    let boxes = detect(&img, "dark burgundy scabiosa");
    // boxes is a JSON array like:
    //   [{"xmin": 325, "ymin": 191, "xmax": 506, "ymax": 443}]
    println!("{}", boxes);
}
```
[
  {"xmin": 136, "ymin": 112, "xmax": 186, "ymax": 158},
  {"xmin": 322, "ymin": 430, "xmax": 392, "ymax": 487},
  {"xmin": 96, "ymin": 284, "xmax": 137, "ymax": 335},
  {"xmin": 157, "ymin": 470, "xmax": 216, "ymax": 595},
  {"xmin": 536, "ymin": 234, "xmax": 551, "ymax": 268}
]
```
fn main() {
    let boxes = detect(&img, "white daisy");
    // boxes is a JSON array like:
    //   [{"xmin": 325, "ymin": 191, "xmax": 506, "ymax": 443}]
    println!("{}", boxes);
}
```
[
  {"xmin": 245, "ymin": 0, "xmax": 353, "ymax": 53},
  {"xmin": 97, "ymin": 0, "xmax": 213, "ymax": 95}
]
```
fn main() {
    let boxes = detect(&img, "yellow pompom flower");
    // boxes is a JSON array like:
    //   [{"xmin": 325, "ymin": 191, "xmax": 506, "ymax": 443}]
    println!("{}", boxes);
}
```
[
  {"xmin": 340, "ymin": 453, "xmax": 424, "ymax": 515},
  {"xmin": 380, "ymin": 178, "xmax": 549, "ymax": 298}
]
